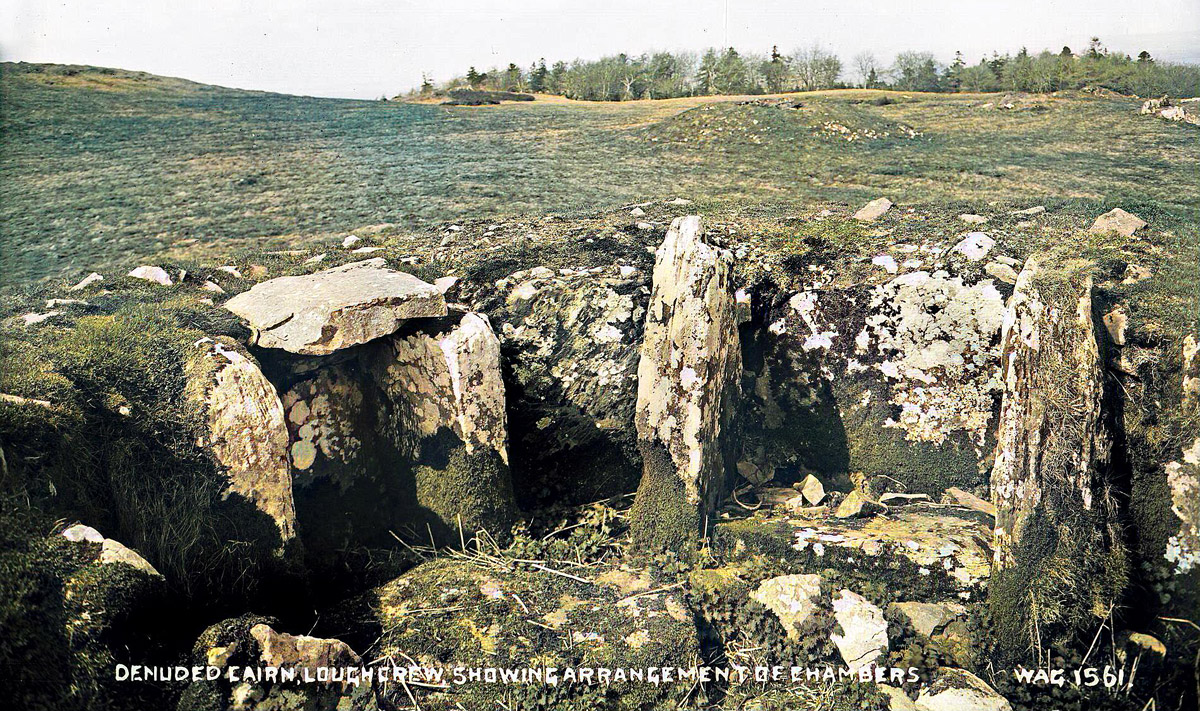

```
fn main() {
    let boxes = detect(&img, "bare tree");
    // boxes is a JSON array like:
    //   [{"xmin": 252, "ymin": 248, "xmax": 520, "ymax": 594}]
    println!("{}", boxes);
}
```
[
  {"xmin": 791, "ymin": 45, "xmax": 842, "ymax": 91},
  {"xmin": 853, "ymin": 52, "xmax": 880, "ymax": 88}
]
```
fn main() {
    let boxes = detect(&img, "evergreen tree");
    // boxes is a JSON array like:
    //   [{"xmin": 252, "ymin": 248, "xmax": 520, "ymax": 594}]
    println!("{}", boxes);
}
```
[{"xmin": 466, "ymin": 66, "xmax": 482, "ymax": 89}]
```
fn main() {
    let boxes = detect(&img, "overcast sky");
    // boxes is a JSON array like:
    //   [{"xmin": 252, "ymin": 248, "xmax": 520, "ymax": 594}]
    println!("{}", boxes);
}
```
[{"xmin": 3, "ymin": 0, "xmax": 1198, "ymax": 99}]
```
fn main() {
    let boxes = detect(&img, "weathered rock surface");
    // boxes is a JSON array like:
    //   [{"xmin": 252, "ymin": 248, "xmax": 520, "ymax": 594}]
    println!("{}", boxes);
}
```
[
  {"xmin": 1164, "ymin": 437, "xmax": 1200, "ymax": 574},
  {"xmin": 281, "ymin": 310, "xmax": 516, "ymax": 568},
  {"xmin": 890, "ymin": 601, "xmax": 966, "ymax": 637},
  {"xmin": 1090, "ymin": 208, "xmax": 1146, "ymax": 237},
  {"xmin": 854, "ymin": 198, "xmax": 893, "ymax": 221},
  {"xmin": 61, "ymin": 524, "xmax": 162, "ymax": 577},
  {"xmin": 225, "ymin": 258, "xmax": 447, "ymax": 355},
  {"xmin": 630, "ymin": 215, "xmax": 741, "ymax": 548},
  {"xmin": 830, "ymin": 588, "xmax": 888, "ymax": 672},
  {"xmin": 745, "ymin": 266, "xmax": 1007, "ymax": 496},
  {"xmin": 989, "ymin": 256, "xmax": 1125, "ymax": 654},
  {"xmin": 489, "ymin": 264, "xmax": 647, "ymax": 504},
  {"xmin": 127, "ymin": 265, "xmax": 173, "ymax": 286},
  {"xmin": 749, "ymin": 573, "xmax": 824, "ymax": 640},
  {"xmin": 915, "ymin": 668, "xmax": 1011, "ymax": 711},
  {"xmin": 185, "ymin": 337, "xmax": 297, "ymax": 547}
]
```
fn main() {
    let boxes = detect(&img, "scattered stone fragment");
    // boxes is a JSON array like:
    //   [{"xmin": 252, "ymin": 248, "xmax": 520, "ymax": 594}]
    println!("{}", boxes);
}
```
[
  {"xmin": 69, "ymin": 272, "xmax": 103, "ymax": 290},
  {"xmin": 1090, "ymin": 208, "xmax": 1146, "ymax": 237},
  {"xmin": 834, "ymin": 489, "xmax": 883, "ymax": 518},
  {"xmin": 341, "ymin": 235, "xmax": 361, "ymax": 248},
  {"xmin": 636, "ymin": 221, "xmax": 654, "ymax": 230},
  {"xmin": 984, "ymin": 261, "xmax": 1019, "ymax": 284},
  {"xmin": 224, "ymin": 258, "xmax": 447, "ymax": 355},
  {"xmin": 830, "ymin": 589, "xmax": 888, "ymax": 672},
  {"xmin": 202, "ymin": 280, "xmax": 225, "ymax": 293},
  {"xmin": 1010, "ymin": 206, "xmax": 1045, "ymax": 216},
  {"xmin": 915, "ymin": 668, "xmax": 1011, "ymax": 711},
  {"xmin": 45, "ymin": 298, "xmax": 86, "ymax": 308},
  {"xmin": 128, "ymin": 265, "xmax": 173, "ymax": 285},
  {"xmin": 749, "ymin": 574, "xmax": 824, "ymax": 640},
  {"xmin": 879, "ymin": 492, "xmax": 931, "ymax": 505},
  {"xmin": 250, "ymin": 623, "xmax": 361, "ymax": 675},
  {"xmin": 217, "ymin": 265, "xmax": 242, "ymax": 278},
  {"xmin": 630, "ymin": 207, "xmax": 646, "ymax": 217},
  {"xmin": 20, "ymin": 311, "xmax": 61, "ymax": 327},
  {"xmin": 890, "ymin": 601, "xmax": 966, "ymax": 637},
  {"xmin": 665, "ymin": 197, "xmax": 692, "ymax": 205},
  {"xmin": 854, "ymin": 197, "xmax": 893, "ymax": 221},
  {"xmin": 304, "ymin": 253, "xmax": 326, "ymax": 265},
  {"xmin": 351, "ymin": 246, "xmax": 382, "ymax": 254},
  {"xmin": 630, "ymin": 215, "xmax": 741, "ymax": 549},
  {"xmin": 951, "ymin": 232, "xmax": 995, "ymax": 262},
  {"xmin": 1122, "ymin": 264, "xmax": 1152, "ymax": 284},
  {"xmin": 872, "ymin": 254, "xmax": 899, "ymax": 273},
  {"xmin": 800, "ymin": 474, "xmax": 826, "ymax": 505},
  {"xmin": 959, "ymin": 214, "xmax": 988, "ymax": 225},
  {"xmin": 1127, "ymin": 632, "xmax": 1167, "ymax": 656},
  {"xmin": 434, "ymin": 275, "xmax": 459, "ymax": 294}
]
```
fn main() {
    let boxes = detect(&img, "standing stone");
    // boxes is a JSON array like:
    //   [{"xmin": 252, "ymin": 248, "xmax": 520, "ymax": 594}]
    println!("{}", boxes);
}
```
[
  {"xmin": 186, "ymin": 337, "xmax": 297, "ymax": 550},
  {"xmin": 989, "ymin": 256, "xmax": 1125, "ymax": 656},
  {"xmin": 224, "ymin": 258, "xmax": 447, "ymax": 355},
  {"xmin": 630, "ymin": 216, "xmax": 741, "ymax": 549}
]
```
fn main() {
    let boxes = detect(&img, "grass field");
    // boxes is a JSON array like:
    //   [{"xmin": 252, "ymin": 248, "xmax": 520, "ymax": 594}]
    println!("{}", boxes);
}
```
[{"xmin": 1, "ymin": 63, "xmax": 1198, "ymax": 290}]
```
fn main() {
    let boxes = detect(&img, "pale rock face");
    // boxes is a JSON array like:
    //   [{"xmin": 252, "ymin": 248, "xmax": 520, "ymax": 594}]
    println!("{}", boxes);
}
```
[
  {"xmin": 890, "ymin": 601, "xmax": 966, "ymax": 637},
  {"xmin": 224, "ymin": 258, "xmax": 447, "ymax": 355},
  {"xmin": 249, "ymin": 624, "xmax": 360, "ymax": 676},
  {"xmin": 1164, "ymin": 438, "xmax": 1200, "ymax": 574},
  {"xmin": 959, "ymin": 214, "xmax": 989, "ymax": 225},
  {"xmin": 69, "ymin": 272, "xmax": 103, "ymax": 291},
  {"xmin": 859, "ymin": 271, "xmax": 1006, "ymax": 446},
  {"xmin": 187, "ymin": 337, "xmax": 297, "ymax": 544},
  {"xmin": 1090, "ymin": 208, "xmax": 1146, "ymax": 237},
  {"xmin": 372, "ymin": 312, "xmax": 508, "ymax": 464},
  {"xmin": 800, "ymin": 474, "xmax": 825, "ymax": 505},
  {"xmin": 128, "ymin": 265, "xmax": 173, "ymax": 286},
  {"xmin": 635, "ymin": 215, "xmax": 741, "ymax": 512},
  {"xmin": 915, "ymin": 668, "xmax": 1012, "ymax": 711},
  {"xmin": 854, "ymin": 198, "xmax": 893, "ymax": 221},
  {"xmin": 984, "ymin": 261, "xmax": 1019, "ymax": 284},
  {"xmin": 749, "ymin": 573, "xmax": 824, "ymax": 640},
  {"xmin": 830, "ymin": 589, "xmax": 888, "ymax": 672}
]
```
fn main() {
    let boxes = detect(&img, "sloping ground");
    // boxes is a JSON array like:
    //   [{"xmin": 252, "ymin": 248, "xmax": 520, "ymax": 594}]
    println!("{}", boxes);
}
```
[{"xmin": 2, "ymin": 63, "xmax": 1198, "ymax": 289}]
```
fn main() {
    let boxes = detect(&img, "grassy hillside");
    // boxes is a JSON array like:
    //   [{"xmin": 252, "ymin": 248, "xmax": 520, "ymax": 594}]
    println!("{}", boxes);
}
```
[{"xmin": 1, "ymin": 63, "xmax": 1198, "ymax": 290}]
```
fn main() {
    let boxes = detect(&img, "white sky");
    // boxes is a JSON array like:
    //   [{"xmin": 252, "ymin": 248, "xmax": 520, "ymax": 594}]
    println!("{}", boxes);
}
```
[{"xmin": 3, "ymin": 0, "xmax": 1198, "ymax": 99}]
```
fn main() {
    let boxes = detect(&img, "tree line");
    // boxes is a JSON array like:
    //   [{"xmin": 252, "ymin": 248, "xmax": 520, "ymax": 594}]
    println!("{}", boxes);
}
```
[{"xmin": 413, "ymin": 37, "xmax": 1199, "ymax": 101}]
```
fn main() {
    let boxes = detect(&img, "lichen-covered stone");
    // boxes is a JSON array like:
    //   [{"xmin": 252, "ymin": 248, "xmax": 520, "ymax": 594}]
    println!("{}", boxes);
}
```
[
  {"xmin": 1164, "ymin": 437, "xmax": 1200, "ymax": 574},
  {"xmin": 1089, "ymin": 207, "xmax": 1146, "ymax": 237},
  {"xmin": 224, "ymin": 258, "xmax": 447, "ymax": 355},
  {"xmin": 854, "ymin": 198, "xmax": 893, "ymax": 221},
  {"xmin": 988, "ymin": 256, "xmax": 1126, "ymax": 656},
  {"xmin": 749, "ymin": 573, "xmax": 824, "ymax": 640},
  {"xmin": 185, "ymin": 337, "xmax": 297, "ymax": 547},
  {"xmin": 490, "ymin": 265, "xmax": 647, "ymax": 505},
  {"xmin": 630, "ymin": 215, "xmax": 741, "ymax": 549},
  {"xmin": 915, "ymin": 668, "xmax": 1011, "ymax": 711},
  {"xmin": 830, "ymin": 588, "xmax": 888, "ymax": 672}
]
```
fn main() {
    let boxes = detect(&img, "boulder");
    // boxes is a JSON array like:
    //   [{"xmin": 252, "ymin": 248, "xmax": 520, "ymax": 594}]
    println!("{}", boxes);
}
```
[
  {"xmin": 989, "ymin": 256, "xmax": 1125, "ymax": 655},
  {"xmin": 745, "ymin": 268, "xmax": 1006, "ymax": 497},
  {"xmin": 224, "ymin": 258, "xmax": 447, "ymax": 355},
  {"xmin": 915, "ymin": 668, "xmax": 1011, "ymax": 711},
  {"xmin": 630, "ymin": 215, "xmax": 742, "ymax": 549},
  {"xmin": 1090, "ymin": 208, "xmax": 1146, "ymax": 237},
  {"xmin": 854, "ymin": 198, "xmax": 893, "ymax": 221},
  {"xmin": 830, "ymin": 589, "xmax": 888, "ymax": 672}
]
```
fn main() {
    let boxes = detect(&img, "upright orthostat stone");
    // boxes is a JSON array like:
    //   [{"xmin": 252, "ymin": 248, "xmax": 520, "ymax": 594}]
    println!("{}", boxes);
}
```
[
  {"xmin": 185, "ymin": 337, "xmax": 297, "ymax": 548},
  {"xmin": 283, "ymin": 311, "xmax": 516, "ymax": 561},
  {"xmin": 224, "ymin": 258, "xmax": 447, "ymax": 355},
  {"xmin": 989, "ymin": 256, "xmax": 1124, "ymax": 656},
  {"xmin": 630, "ymin": 216, "xmax": 741, "ymax": 549}
]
